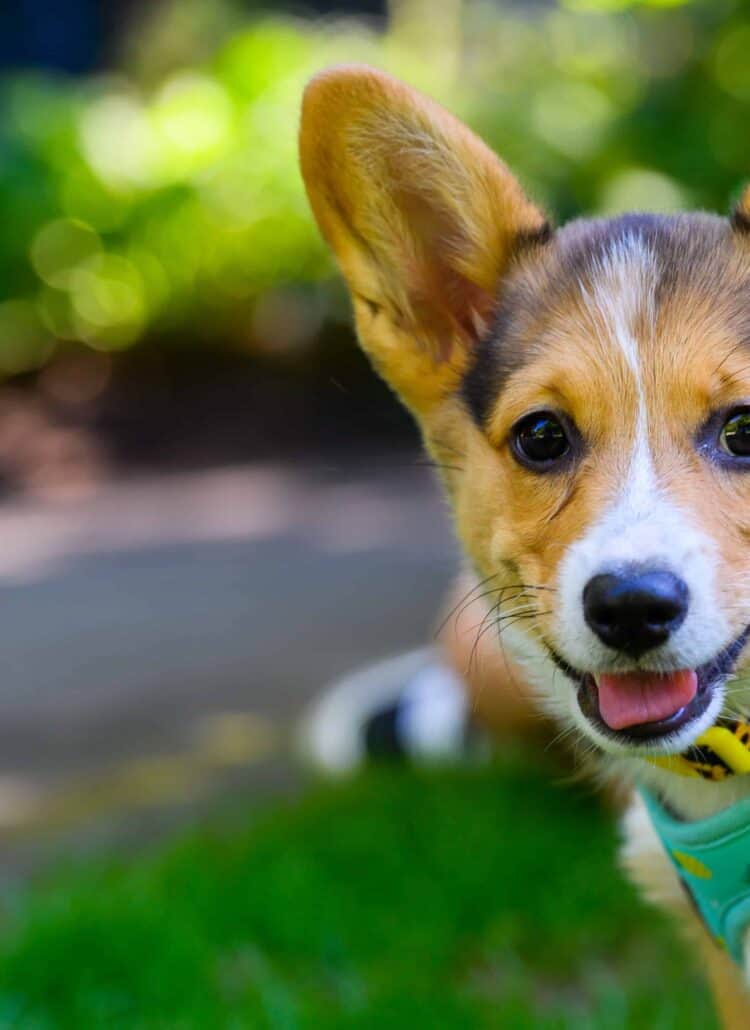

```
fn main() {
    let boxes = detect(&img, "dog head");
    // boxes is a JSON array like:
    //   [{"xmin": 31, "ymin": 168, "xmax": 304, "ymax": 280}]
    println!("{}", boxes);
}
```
[{"xmin": 300, "ymin": 65, "xmax": 750, "ymax": 762}]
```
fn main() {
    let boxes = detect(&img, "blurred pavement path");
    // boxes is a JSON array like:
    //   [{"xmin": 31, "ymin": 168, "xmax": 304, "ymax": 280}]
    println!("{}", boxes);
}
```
[{"xmin": 0, "ymin": 454, "xmax": 458, "ymax": 857}]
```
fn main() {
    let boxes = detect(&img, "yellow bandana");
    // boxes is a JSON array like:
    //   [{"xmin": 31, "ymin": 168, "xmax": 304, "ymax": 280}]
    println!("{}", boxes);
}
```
[{"xmin": 648, "ymin": 721, "xmax": 750, "ymax": 780}]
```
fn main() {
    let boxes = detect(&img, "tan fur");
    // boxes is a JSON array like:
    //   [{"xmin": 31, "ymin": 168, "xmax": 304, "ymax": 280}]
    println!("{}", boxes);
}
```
[
  {"xmin": 299, "ymin": 65, "xmax": 750, "ymax": 1024},
  {"xmin": 704, "ymin": 944, "xmax": 750, "ymax": 1030},
  {"xmin": 299, "ymin": 65, "xmax": 547, "ymax": 416},
  {"xmin": 436, "ymin": 571, "xmax": 554, "ymax": 738}
]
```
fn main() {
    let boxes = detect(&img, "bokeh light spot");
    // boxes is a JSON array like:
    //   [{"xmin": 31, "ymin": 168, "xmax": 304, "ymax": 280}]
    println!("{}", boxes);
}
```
[
  {"xmin": 80, "ymin": 93, "xmax": 159, "ymax": 191},
  {"xmin": 151, "ymin": 73, "xmax": 234, "ymax": 177},
  {"xmin": 598, "ymin": 168, "xmax": 690, "ymax": 214},
  {"xmin": 70, "ymin": 254, "xmax": 147, "ymax": 350},
  {"xmin": 30, "ymin": 219, "xmax": 101, "ymax": 289},
  {"xmin": 532, "ymin": 82, "xmax": 614, "ymax": 157},
  {"xmin": 713, "ymin": 25, "xmax": 750, "ymax": 102}
]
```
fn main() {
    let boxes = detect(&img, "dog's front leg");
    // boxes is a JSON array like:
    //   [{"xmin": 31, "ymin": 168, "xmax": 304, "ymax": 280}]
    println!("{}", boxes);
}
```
[{"xmin": 700, "ymin": 931, "xmax": 750, "ymax": 1030}]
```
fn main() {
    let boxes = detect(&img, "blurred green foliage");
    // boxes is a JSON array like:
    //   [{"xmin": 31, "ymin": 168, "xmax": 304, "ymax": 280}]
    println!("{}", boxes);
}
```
[{"xmin": 0, "ymin": 0, "xmax": 748, "ymax": 375}]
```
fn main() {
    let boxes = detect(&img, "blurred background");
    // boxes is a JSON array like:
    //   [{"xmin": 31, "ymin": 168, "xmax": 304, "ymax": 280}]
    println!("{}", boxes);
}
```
[{"xmin": 0, "ymin": 0, "xmax": 743, "ymax": 1024}]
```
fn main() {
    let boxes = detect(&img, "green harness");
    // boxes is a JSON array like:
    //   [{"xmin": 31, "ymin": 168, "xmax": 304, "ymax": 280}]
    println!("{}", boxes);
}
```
[
  {"xmin": 642, "ymin": 721, "xmax": 750, "ymax": 965},
  {"xmin": 642, "ymin": 788, "xmax": 750, "ymax": 963}
]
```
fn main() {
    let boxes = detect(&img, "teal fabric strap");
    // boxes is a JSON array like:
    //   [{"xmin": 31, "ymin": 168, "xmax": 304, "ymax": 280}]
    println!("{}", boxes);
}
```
[{"xmin": 641, "ymin": 788, "xmax": 750, "ymax": 965}]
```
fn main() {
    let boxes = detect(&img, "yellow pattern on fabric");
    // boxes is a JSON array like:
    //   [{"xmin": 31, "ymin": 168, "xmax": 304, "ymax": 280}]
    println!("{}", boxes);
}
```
[
  {"xmin": 672, "ymin": 850, "xmax": 713, "ymax": 879},
  {"xmin": 699, "ymin": 726, "xmax": 750, "ymax": 774},
  {"xmin": 647, "ymin": 754, "xmax": 702, "ymax": 778},
  {"xmin": 646, "ymin": 721, "xmax": 750, "ymax": 780}
]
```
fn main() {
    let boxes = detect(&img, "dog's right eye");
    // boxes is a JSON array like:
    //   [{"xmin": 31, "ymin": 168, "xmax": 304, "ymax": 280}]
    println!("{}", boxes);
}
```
[
  {"xmin": 511, "ymin": 412, "xmax": 571, "ymax": 469},
  {"xmin": 720, "ymin": 409, "xmax": 750, "ymax": 458}
]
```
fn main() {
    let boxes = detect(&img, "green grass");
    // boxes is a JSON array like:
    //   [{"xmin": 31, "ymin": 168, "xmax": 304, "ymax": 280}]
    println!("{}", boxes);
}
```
[{"xmin": 0, "ymin": 759, "xmax": 717, "ymax": 1028}]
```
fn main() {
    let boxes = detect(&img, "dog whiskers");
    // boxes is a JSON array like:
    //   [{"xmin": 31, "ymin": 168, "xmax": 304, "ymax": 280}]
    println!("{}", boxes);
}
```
[
  {"xmin": 413, "ymin": 459, "xmax": 465, "ymax": 474},
  {"xmin": 433, "ymin": 572, "xmax": 500, "ymax": 639}
]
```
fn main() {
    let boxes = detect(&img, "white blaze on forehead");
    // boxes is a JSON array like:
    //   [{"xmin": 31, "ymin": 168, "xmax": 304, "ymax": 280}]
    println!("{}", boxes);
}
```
[
  {"xmin": 576, "ymin": 236, "xmax": 660, "ymax": 517},
  {"xmin": 554, "ymin": 234, "xmax": 729, "ymax": 680},
  {"xmin": 588, "ymin": 234, "xmax": 657, "ymax": 381},
  {"xmin": 581, "ymin": 233, "xmax": 658, "ymax": 513}
]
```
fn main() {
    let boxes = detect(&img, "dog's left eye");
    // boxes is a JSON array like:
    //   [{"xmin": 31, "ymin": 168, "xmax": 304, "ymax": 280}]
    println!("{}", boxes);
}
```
[
  {"xmin": 720, "ymin": 409, "xmax": 750, "ymax": 457},
  {"xmin": 511, "ymin": 412, "xmax": 570, "ymax": 468}
]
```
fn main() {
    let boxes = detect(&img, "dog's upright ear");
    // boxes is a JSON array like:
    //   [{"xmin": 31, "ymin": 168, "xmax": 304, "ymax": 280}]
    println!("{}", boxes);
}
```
[{"xmin": 299, "ymin": 65, "xmax": 549, "ymax": 416}]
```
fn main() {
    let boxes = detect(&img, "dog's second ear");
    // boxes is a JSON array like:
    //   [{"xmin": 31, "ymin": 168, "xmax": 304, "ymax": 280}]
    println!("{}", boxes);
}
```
[{"xmin": 300, "ymin": 65, "xmax": 549, "ymax": 415}]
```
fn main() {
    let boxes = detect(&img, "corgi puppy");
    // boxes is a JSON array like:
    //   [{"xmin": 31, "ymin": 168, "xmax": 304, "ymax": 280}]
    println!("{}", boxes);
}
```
[{"xmin": 299, "ymin": 65, "xmax": 750, "ymax": 1027}]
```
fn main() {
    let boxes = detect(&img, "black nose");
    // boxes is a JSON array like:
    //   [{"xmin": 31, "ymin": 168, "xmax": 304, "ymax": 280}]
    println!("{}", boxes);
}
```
[{"xmin": 583, "ymin": 569, "xmax": 689, "ymax": 658}]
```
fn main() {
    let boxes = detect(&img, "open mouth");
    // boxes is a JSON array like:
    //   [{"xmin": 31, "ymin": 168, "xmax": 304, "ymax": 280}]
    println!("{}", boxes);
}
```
[{"xmin": 549, "ymin": 628, "xmax": 750, "ymax": 745}]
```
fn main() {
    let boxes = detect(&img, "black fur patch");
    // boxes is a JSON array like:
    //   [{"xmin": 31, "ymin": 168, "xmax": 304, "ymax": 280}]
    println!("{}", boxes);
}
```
[
  {"xmin": 514, "ymin": 219, "xmax": 554, "ymax": 253},
  {"xmin": 462, "ymin": 226, "xmax": 553, "ymax": 428},
  {"xmin": 731, "ymin": 204, "xmax": 750, "ymax": 234},
  {"xmin": 462, "ymin": 299, "xmax": 526, "ymax": 427}
]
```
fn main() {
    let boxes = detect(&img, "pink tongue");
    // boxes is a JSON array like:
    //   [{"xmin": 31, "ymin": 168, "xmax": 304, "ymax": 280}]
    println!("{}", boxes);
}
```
[{"xmin": 596, "ymin": 669, "xmax": 698, "ymax": 730}]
